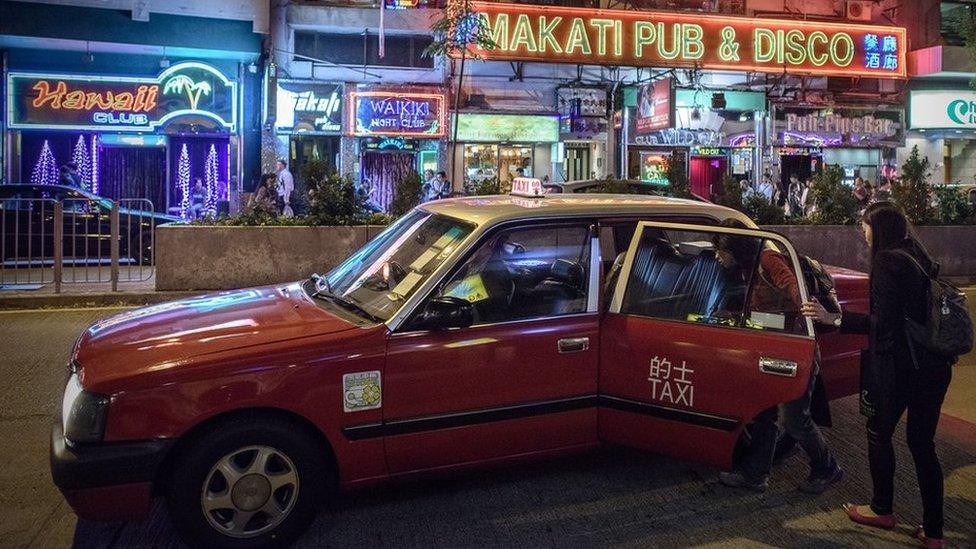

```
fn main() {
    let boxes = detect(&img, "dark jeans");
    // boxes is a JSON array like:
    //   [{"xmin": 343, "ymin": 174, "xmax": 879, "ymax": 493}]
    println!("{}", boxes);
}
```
[
  {"xmin": 868, "ymin": 365, "xmax": 952, "ymax": 539},
  {"xmin": 740, "ymin": 372, "xmax": 836, "ymax": 480}
]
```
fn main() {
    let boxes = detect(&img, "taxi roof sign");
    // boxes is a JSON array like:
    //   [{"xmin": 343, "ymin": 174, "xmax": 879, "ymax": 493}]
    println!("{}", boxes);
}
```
[{"xmin": 510, "ymin": 177, "xmax": 545, "ymax": 197}]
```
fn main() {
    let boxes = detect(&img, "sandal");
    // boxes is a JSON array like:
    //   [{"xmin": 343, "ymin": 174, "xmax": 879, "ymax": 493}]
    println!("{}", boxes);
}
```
[{"xmin": 843, "ymin": 503, "xmax": 897, "ymax": 530}]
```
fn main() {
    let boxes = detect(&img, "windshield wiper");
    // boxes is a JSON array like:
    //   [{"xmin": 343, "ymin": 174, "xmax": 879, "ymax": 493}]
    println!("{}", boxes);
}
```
[
  {"xmin": 309, "ymin": 272, "xmax": 331, "ymax": 298},
  {"xmin": 308, "ymin": 274, "xmax": 381, "ymax": 323}
]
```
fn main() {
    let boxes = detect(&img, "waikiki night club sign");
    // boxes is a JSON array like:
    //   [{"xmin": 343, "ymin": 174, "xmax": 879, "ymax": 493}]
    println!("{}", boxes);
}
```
[
  {"xmin": 349, "ymin": 91, "xmax": 446, "ymax": 137},
  {"xmin": 7, "ymin": 62, "xmax": 237, "ymax": 131},
  {"xmin": 467, "ymin": 2, "xmax": 907, "ymax": 79}
]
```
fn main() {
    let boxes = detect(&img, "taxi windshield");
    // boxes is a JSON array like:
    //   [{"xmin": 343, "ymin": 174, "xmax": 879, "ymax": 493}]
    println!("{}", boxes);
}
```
[{"xmin": 321, "ymin": 210, "xmax": 475, "ymax": 322}]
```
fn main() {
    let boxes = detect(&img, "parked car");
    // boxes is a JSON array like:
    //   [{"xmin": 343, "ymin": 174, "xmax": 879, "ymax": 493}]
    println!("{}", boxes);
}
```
[
  {"xmin": 0, "ymin": 184, "xmax": 178, "ymax": 266},
  {"xmin": 543, "ymin": 178, "xmax": 665, "ymax": 194},
  {"xmin": 52, "ymin": 191, "xmax": 867, "ymax": 547}
]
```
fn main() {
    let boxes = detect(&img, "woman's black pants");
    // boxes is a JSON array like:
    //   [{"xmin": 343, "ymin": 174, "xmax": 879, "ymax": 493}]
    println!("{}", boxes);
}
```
[{"xmin": 867, "ymin": 365, "xmax": 951, "ymax": 539}]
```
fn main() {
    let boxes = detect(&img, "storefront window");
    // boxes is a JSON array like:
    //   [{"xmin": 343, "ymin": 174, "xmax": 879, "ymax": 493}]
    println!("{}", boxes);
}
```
[
  {"xmin": 463, "ymin": 144, "xmax": 498, "ymax": 192},
  {"xmin": 498, "ymin": 146, "xmax": 532, "ymax": 193}
]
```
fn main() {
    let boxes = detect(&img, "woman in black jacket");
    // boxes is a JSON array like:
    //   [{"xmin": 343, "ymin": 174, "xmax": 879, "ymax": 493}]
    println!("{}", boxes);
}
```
[{"xmin": 802, "ymin": 203, "xmax": 952, "ymax": 548}]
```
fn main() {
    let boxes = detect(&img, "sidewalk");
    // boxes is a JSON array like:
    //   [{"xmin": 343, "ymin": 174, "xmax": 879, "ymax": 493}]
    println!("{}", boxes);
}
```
[{"xmin": 0, "ymin": 273, "xmax": 202, "ymax": 309}]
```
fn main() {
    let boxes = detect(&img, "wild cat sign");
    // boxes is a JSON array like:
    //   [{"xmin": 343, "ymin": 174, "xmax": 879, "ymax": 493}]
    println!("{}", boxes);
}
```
[
  {"xmin": 7, "ymin": 62, "xmax": 237, "ymax": 131},
  {"xmin": 466, "ymin": 2, "xmax": 906, "ymax": 79}
]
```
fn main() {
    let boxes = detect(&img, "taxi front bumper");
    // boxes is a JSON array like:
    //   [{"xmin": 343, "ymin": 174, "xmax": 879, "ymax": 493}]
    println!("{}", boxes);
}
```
[{"xmin": 50, "ymin": 422, "xmax": 173, "ymax": 521}]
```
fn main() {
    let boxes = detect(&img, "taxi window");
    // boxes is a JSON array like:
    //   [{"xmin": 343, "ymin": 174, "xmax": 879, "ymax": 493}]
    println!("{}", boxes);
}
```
[
  {"xmin": 431, "ymin": 223, "xmax": 592, "ymax": 325},
  {"xmin": 619, "ymin": 227, "xmax": 804, "ymax": 334}
]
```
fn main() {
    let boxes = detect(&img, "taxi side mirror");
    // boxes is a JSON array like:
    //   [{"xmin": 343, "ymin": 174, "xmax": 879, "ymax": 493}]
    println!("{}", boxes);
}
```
[{"xmin": 415, "ymin": 296, "xmax": 474, "ymax": 330}]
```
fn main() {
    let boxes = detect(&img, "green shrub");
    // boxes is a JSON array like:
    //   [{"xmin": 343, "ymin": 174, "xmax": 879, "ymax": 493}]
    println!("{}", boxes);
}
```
[
  {"xmin": 933, "ymin": 184, "xmax": 973, "ymax": 225},
  {"xmin": 714, "ymin": 175, "xmax": 745, "ymax": 210},
  {"xmin": 893, "ymin": 146, "xmax": 935, "ymax": 224},
  {"xmin": 296, "ymin": 159, "xmax": 332, "ymax": 214},
  {"xmin": 808, "ymin": 165, "xmax": 859, "ymax": 225},
  {"xmin": 305, "ymin": 172, "xmax": 369, "ymax": 225},
  {"xmin": 742, "ymin": 194, "xmax": 785, "ymax": 225},
  {"xmin": 470, "ymin": 176, "xmax": 501, "ymax": 196},
  {"xmin": 666, "ymin": 152, "xmax": 692, "ymax": 198},
  {"xmin": 389, "ymin": 170, "xmax": 423, "ymax": 217}
]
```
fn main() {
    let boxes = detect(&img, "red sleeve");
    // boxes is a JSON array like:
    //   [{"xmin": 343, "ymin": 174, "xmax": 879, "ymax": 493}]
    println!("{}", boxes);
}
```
[{"xmin": 761, "ymin": 250, "xmax": 802, "ymax": 307}]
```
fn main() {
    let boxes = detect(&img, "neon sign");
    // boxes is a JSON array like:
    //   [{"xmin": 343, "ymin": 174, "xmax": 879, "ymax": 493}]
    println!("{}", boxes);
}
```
[
  {"xmin": 772, "ymin": 105, "xmax": 903, "ymax": 148},
  {"xmin": 467, "ymin": 2, "xmax": 906, "ymax": 79},
  {"xmin": 7, "ymin": 62, "xmax": 237, "ymax": 131},
  {"xmin": 276, "ymin": 82, "xmax": 343, "ymax": 134},
  {"xmin": 349, "ymin": 91, "xmax": 445, "ymax": 137}
]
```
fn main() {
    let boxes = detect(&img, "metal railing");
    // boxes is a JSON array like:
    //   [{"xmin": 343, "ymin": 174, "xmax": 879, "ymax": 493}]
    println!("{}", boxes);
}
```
[{"xmin": 1, "ymin": 198, "xmax": 158, "ymax": 292}]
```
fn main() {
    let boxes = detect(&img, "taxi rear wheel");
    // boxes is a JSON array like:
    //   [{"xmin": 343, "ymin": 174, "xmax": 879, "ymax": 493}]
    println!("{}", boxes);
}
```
[{"xmin": 165, "ymin": 418, "xmax": 329, "ymax": 549}]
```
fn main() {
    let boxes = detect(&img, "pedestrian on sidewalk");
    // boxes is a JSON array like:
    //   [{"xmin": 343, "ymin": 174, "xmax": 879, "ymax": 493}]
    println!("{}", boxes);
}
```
[
  {"xmin": 802, "ymin": 202, "xmax": 953, "ymax": 549},
  {"xmin": 714, "ymin": 219, "xmax": 842, "ymax": 494}
]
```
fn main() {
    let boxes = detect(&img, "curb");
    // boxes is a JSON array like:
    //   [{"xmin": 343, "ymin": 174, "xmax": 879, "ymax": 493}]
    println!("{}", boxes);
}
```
[{"xmin": 0, "ymin": 291, "xmax": 204, "ymax": 310}]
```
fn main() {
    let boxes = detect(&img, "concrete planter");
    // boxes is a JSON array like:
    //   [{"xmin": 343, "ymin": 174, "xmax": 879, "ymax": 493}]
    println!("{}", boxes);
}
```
[
  {"xmin": 765, "ymin": 225, "xmax": 976, "ymax": 277},
  {"xmin": 156, "ymin": 225, "xmax": 384, "ymax": 291}
]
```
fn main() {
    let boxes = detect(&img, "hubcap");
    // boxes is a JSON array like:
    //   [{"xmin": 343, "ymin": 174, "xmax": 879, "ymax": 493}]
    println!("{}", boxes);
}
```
[{"xmin": 201, "ymin": 445, "xmax": 299, "ymax": 539}]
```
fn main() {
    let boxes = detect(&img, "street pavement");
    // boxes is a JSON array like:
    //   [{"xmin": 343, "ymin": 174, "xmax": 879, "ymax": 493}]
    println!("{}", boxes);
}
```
[{"xmin": 0, "ymin": 305, "xmax": 974, "ymax": 548}]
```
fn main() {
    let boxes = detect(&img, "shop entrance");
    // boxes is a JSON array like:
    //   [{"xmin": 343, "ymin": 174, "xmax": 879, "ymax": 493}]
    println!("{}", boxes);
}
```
[
  {"xmin": 100, "ymin": 145, "xmax": 167, "ymax": 210},
  {"xmin": 290, "ymin": 135, "xmax": 339, "ymax": 176},
  {"xmin": 780, "ymin": 154, "xmax": 821, "ymax": 189},
  {"xmin": 361, "ymin": 151, "xmax": 416, "ymax": 212},
  {"xmin": 167, "ymin": 136, "xmax": 232, "ymax": 217},
  {"xmin": 565, "ymin": 146, "xmax": 590, "ymax": 181},
  {"xmin": 689, "ymin": 156, "xmax": 728, "ymax": 199}
]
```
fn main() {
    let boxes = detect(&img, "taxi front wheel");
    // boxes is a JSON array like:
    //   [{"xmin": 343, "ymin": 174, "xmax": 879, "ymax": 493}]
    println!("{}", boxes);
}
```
[{"xmin": 165, "ymin": 418, "xmax": 330, "ymax": 549}]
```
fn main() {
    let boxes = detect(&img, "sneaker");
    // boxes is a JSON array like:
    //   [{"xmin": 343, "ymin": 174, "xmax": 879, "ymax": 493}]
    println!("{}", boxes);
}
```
[
  {"xmin": 799, "ymin": 465, "xmax": 843, "ymax": 494},
  {"xmin": 718, "ymin": 471, "xmax": 769, "ymax": 492}
]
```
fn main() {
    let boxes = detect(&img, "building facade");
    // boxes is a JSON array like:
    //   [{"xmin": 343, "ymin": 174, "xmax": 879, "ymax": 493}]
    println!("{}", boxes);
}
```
[
  {"xmin": 0, "ymin": 0, "xmax": 267, "ymax": 214},
  {"xmin": 268, "ymin": 0, "xmax": 932, "ymax": 209}
]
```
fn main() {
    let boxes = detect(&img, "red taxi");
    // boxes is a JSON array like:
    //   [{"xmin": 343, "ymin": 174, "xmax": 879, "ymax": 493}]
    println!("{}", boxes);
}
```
[{"xmin": 52, "ymin": 185, "xmax": 867, "ymax": 547}]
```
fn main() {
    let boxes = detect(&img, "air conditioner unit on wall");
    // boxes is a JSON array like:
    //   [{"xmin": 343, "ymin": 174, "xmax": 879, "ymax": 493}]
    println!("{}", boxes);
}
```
[{"xmin": 846, "ymin": 1, "xmax": 873, "ymax": 22}]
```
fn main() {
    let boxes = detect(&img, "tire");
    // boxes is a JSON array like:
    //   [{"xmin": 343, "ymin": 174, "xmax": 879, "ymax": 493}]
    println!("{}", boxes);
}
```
[{"xmin": 165, "ymin": 417, "xmax": 330, "ymax": 549}]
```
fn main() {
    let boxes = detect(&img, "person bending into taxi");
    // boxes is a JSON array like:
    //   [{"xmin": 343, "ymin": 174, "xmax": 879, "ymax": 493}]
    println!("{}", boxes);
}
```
[
  {"xmin": 713, "ymin": 219, "xmax": 842, "ymax": 494},
  {"xmin": 802, "ymin": 203, "xmax": 951, "ymax": 549}
]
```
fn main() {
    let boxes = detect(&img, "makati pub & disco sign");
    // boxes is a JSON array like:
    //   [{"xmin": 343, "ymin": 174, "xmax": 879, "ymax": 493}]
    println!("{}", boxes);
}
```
[
  {"xmin": 7, "ymin": 62, "xmax": 237, "ymax": 131},
  {"xmin": 467, "ymin": 2, "xmax": 907, "ymax": 79},
  {"xmin": 349, "ymin": 91, "xmax": 446, "ymax": 137}
]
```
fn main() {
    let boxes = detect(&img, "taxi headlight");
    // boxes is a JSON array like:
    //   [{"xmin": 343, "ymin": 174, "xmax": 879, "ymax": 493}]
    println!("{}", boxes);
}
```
[{"xmin": 61, "ymin": 373, "xmax": 109, "ymax": 444}]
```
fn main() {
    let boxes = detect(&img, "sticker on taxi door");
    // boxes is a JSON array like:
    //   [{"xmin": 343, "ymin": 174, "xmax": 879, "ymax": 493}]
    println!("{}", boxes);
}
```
[{"xmin": 343, "ymin": 371, "xmax": 382, "ymax": 412}]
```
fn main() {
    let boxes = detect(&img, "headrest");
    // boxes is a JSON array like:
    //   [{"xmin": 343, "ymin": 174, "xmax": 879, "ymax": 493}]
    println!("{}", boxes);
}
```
[
  {"xmin": 678, "ymin": 241, "xmax": 715, "ymax": 256},
  {"xmin": 550, "ymin": 259, "xmax": 584, "ymax": 288},
  {"xmin": 501, "ymin": 241, "xmax": 525, "ymax": 256}
]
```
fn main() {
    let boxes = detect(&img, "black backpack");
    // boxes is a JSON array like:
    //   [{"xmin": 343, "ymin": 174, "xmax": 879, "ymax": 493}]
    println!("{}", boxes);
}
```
[{"xmin": 896, "ymin": 250, "xmax": 973, "ymax": 362}]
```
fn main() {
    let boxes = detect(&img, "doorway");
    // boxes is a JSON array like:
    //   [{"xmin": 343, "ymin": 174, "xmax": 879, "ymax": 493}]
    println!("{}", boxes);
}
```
[
  {"xmin": 290, "ymin": 135, "xmax": 340, "ymax": 176},
  {"xmin": 361, "ymin": 151, "xmax": 416, "ymax": 212},
  {"xmin": 566, "ymin": 146, "xmax": 590, "ymax": 181},
  {"xmin": 689, "ymin": 156, "xmax": 728, "ymax": 200},
  {"xmin": 779, "ymin": 154, "xmax": 821, "ymax": 190}
]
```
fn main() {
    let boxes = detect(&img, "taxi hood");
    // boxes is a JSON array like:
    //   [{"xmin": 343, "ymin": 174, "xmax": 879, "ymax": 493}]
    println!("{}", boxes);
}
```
[{"xmin": 74, "ymin": 283, "xmax": 363, "ymax": 390}]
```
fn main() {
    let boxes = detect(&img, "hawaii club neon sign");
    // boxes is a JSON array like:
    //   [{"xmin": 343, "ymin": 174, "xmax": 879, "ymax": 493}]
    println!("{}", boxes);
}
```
[
  {"xmin": 467, "ymin": 2, "xmax": 906, "ymax": 79},
  {"xmin": 7, "ymin": 62, "xmax": 237, "ymax": 131}
]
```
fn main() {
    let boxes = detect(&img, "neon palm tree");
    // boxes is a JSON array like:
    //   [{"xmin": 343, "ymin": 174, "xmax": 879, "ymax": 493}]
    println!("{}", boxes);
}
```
[{"xmin": 163, "ymin": 75, "xmax": 213, "ymax": 111}]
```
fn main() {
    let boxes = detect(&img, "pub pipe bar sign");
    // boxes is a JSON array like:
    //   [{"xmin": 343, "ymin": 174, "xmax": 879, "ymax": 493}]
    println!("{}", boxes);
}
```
[
  {"xmin": 468, "ymin": 2, "xmax": 907, "ymax": 79},
  {"xmin": 6, "ymin": 62, "xmax": 238, "ymax": 132}
]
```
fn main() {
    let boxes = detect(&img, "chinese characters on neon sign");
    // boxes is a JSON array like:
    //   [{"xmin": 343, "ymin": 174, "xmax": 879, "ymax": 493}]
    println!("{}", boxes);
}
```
[{"xmin": 467, "ymin": 2, "xmax": 906, "ymax": 79}]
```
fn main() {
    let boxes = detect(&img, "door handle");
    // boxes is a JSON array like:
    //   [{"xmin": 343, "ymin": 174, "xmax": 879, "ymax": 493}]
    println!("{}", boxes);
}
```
[
  {"xmin": 759, "ymin": 357, "xmax": 798, "ymax": 377},
  {"xmin": 557, "ymin": 337, "xmax": 589, "ymax": 354}
]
